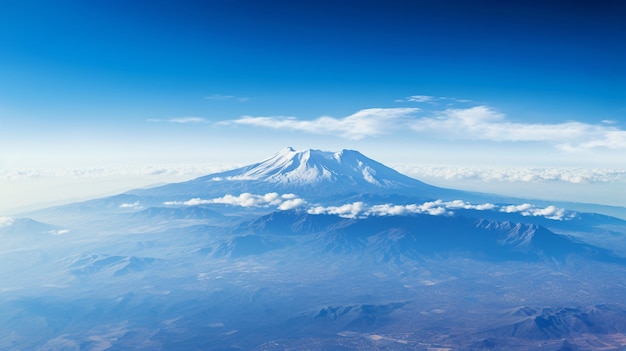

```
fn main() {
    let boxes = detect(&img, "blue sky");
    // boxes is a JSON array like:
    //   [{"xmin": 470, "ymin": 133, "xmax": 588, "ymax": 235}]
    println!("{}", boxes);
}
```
[{"xmin": 1, "ymin": 0, "xmax": 625, "ymax": 210}]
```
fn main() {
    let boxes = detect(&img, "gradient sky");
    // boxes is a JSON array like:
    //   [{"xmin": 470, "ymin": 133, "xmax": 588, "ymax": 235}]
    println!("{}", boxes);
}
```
[{"xmin": 1, "ymin": 0, "xmax": 625, "ymax": 211}]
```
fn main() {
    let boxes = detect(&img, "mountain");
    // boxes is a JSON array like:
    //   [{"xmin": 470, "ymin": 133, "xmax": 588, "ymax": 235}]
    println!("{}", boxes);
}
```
[
  {"xmin": 216, "ymin": 147, "xmax": 426, "ymax": 188},
  {"xmin": 5, "ymin": 147, "xmax": 626, "ymax": 350},
  {"xmin": 127, "ymin": 147, "xmax": 459, "ymax": 202}
]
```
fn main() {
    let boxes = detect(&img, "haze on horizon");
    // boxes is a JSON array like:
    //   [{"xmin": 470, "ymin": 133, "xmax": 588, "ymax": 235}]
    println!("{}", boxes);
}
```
[{"xmin": 1, "ymin": 0, "xmax": 625, "ymax": 212}]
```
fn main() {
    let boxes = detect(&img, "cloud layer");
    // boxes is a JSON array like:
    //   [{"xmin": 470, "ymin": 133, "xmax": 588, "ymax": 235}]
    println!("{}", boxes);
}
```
[
  {"xmin": 165, "ymin": 193, "xmax": 571, "ymax": 221},
  {"xmin": 308, "ymin": 200, "xmax": 569, "ymax": 220},
  {"xmin": 394, "ymin": 165, "xmax": 626, "ymax": 184},
  {"xmin": 0, "ymin": 164, "xmax": 235, "ymax": 181}
]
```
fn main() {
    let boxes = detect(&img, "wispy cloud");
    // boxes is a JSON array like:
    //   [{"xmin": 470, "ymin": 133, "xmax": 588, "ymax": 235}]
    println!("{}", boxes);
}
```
[
  {"xmin": 205, "ymin": 94, "xmax": 249, "ymax": 102},
  {"xmin": 395, "ymin": 95, "xmax": 435, "ymax": 103},
  {"xmin": 0, "ymin": 216, "xmax": 14, "ymax": 227},
  {"xmin": 395, "ymin": 95, "xmax": 473, "ymax": 104},
  {"xmin": 411, "ymin": 105, "xmax": 626, "ymax": 150},
  {"xmin": 163, "ymin": 193, "xmax": 306, "ymax": 209},
  {"xmin": 119, "ymin": 201, "xmax": 142, "ymax": 210},
  {"xmin": 225, "ymin": 108, "xmax": 420, "ymax": 140},
  {"xmin": 221, "ymin": 97, "xmax": 625, "ymax": 150},
  {"xmin": 395, "ymin": 165, "xmax": 626, "ymax": 184},
  {"xmin": 168, "ymin": 117, "xmax": 208, "ymax": 124},
  {"xmin": 0, "ymin": 165, "xmax": 235, "ymax": 181}
]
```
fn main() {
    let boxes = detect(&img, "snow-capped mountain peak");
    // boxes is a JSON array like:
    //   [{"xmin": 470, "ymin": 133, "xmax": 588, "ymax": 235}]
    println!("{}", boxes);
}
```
[
  {"xmin": 223, "ymin": 147, "xmax": 423, "ymax": 188},
  {"xmin": 127, "ymin": 147, "xmax": 446, "ymax": 200}
]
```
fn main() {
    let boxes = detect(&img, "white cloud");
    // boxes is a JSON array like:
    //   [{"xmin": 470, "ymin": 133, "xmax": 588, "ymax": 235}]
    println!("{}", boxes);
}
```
[
  {"xmin": 367, "ymin": 204, "xmax": 409, "ymax": 216},
  {"xmin": 410, "ymin": 105, "xmax": 626, "ymax": 150},
  {"xmin": 531, "ymin": 206, "xmax": 566, "ymax": 220},
  {"xmin": 223, "ymin": 101, "xmax": 626, "ymax": 150},
  {"xmin": 308, "ymin": 202, "xmax": 365, "ymax": 218},
  {"xmin": 500, "ymin": 203, "xmax": 566, "ymax": 220},
  {"xmin": 0, "ymin": 216, "xmax": 15, "ymax": 227},
  {"xmin": 225, "ymin": 108, "xmax": 420, "ymax": 140},
  {"xmin": 164, "ymin": 193, "xmax": 306, "ymax": 209},
  {"xmin": 0, "ymin": 164, "xmax": 236, "ymax": 181},
  {"xmin": 119, "ymin": 202, "xmax": 142, "ymax": 209},
  {"xmin": 395, "ymin": 164, "xmax": 626, "ymax": 185},
  {"xmin": 308, "ymin": 200, "xmax": 453, "ymax": 218},
  {"xmin": 163, "ymin": 198, "xmax": 211, "ymax": 206},
  {"xmin": 405, "ymin": 200, "xmax": 453, "ymax": 216},
  {"xmin": 211, "ymin": 193, "xmax": 283, "ymax": 207},
  {"xmin": 278, "ymin": 198, "xmax": 307, "ymax": 210},
  {"xmin": 564, "ymin": 130, "xmax": 626, "ymax": 150},
  {"xmin": 217, "ymin": 97, "xmax": 626, "ymax": 149},
  {"xmin": 399, "ymin": 95, "xmax": 435, "ymax": 103},
  {"xmin": 49, "ymin": 229, "xmax": 70, "ymax": 236},
  {"xmin": 168, "ymin": 117, "xmax": 207, "ymax": 124},
  {"xmin": 395, "ymin": 95, "xmax": 473, "ymax": 104},
  {"xmin": 501, "ymin": 203, "xmax": 533, "ymax": 213},
  {"xmin": 442, "ymin": 199, "xmax": 497, "ymax": 210}
]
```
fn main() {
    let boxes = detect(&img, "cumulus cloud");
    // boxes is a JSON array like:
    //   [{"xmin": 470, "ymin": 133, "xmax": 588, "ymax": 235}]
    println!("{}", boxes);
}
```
[
  {"xmin": 278, "ymin": 198, "xmax": 307, "ymax": 210},
  {"xmin": 168, "ymin": 117, "xmax": 207, "ymax": 124},
  {"xmin": 165, "ymin": 193, "xmax": 569, "ymax": 221},
  {"xmin": 224, "ymin": 108, "xmax": 420, "ymax": 140},
  {"xmin": 366, "ymin": 200, "xmax": 494, "ymax": 217},
  {"xmin": 164, "ymin": 193, "xmax": 306, "ymax": 209},
  {"xmin": 410, "ymin": 105, "xmax": 626, "ymax": 150},
  {"xmin": 211, "ymin": 193, "xmax": 284, "ymax": 207},
  {"xmin": 308, "ymin": 201, "xmax": 453, "ymax": 219},
  {"xmin": 0, "ymin": 216, "xmax": 15, "ymax": 227},
  {"xmin": 308, "ymin": 202, "xmax": 366, "ymax": 218},
  {"xmin": 500, "ymin": 203, "xmax": 566, "ymax": 220}
]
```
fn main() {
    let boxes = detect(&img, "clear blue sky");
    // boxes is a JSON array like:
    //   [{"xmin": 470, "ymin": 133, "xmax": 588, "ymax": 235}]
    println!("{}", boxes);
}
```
[{"xmin": 1, "ymin": 0, "xmax": 625, "ymax": 210}]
